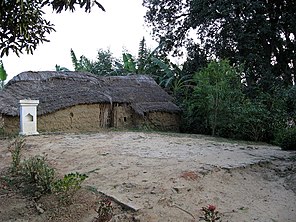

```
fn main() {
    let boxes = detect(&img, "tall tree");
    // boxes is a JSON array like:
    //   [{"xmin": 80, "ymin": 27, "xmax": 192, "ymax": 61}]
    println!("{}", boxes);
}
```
[
  {"xmin": 0, "ymin": 0, "xmax": 105, "ymax": 57},
  {"xmin": 137, "ymin": 37, "xmax": 149, "ymax": 73},
  {"xmin": 143, "ymin": 0, "xmax": 296, "ymax": 92}
]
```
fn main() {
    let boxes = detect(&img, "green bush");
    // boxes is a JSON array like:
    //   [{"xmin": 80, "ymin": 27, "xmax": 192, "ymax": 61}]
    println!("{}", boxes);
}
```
[
  {"xmin": 230, "ymin": 101, "xmax": 272, "ymax": 141},
  {"xmin": 275, "ymin": 127, "xmax": 296, "ymax": 150},
  {"xmin": 21, "ymin": 155, "xmax": 55, "ymax": 194},
  {"xmin": 9, "ymin": 137, "xmax": 25, "ymax": 174},
  {"xmin": 187, "ymin": 60, "xmax": 244, "ymax": 137},
  {"xmin": 53, "ymin": 172, "xmax": 88, "ymax": 203},
  {"xmin": 6, "ymin": 138, "xmax": 88, "ymax": 202},
  {"xmin": 286, "ymin": 86, "xmax": 296, "ymax": 115}
]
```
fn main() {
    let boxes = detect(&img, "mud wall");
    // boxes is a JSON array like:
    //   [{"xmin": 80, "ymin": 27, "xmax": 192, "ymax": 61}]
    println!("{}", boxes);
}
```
[
  {"xmin": 133, "ymin": 112, "xmax": 180, "ymax": 132},
  {"xmin": 148, "ymin": 112, "xmax": 180, "ymax": 131},
  {"xmin": 0, "ymin": 114, "xmax": 4, "ymax": 129},
  {"xmin": 38, "ymin": 104, "xmax": 111, "ymax": 133},
  {"xmin": 112, "ymin": 103, "xmax": 134, "ymax": 128},
  {"xmin": 2, "ymin": 103, "xmax": 114, "ymax": 134},
  {"xmin": 2, "ymin": 115, "xmax": 19, "ymax": 134},
  {"xmin": 1, "ymin": 104, "xmax": 180, "ymax": 134}
]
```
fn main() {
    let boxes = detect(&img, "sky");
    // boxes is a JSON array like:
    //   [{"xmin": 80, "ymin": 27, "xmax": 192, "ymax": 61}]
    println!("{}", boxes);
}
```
[{"xmin": 2, "ymin": 0, "xmax": 158, "ymax": 81}]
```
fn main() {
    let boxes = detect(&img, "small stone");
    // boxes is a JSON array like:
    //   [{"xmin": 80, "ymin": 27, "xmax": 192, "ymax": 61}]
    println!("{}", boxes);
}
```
[
  {"xmin": 133, "ymin": 215, "xmax": 141, "ymax": 222},
  {"xmin": 36, "ymin": 204, "xmax": 45, "ymax": 214}
]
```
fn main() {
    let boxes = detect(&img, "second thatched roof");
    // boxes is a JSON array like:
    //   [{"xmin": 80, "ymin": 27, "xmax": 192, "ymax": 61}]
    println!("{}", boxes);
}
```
[{"xmin": 0, "ymin": 71, "xmax": 180, "ymax": 116}]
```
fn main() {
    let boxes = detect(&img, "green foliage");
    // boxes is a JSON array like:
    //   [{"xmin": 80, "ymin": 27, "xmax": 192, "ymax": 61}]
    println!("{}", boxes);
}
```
[
  {"xmin": 143, "ymin": 0, "xmax": 296, "ymax": 93},
  {"xmin": 121, "ymin": 38, "xmax": 154, "ymax": 75},
  {"xmin": 286, "ymin": 86, "xmax": 296, "ymax": 120},
  {"xmin": 9, "ymin": 137, "xmax": 25, "ymax": 174},
  {"xmin": 70, "ymin": 48, "xmax": 119, "ymax": 76},
  {"xmin": 190, "ymin": 60, "xmax": 244, "ymax": 136},
  {"xmin": 71, "ymin": 48, "xmax": 94, "ymax": 72},
  {"xmin": 55, "ymin": 64, "xmax": 70, "ymax": 71},
  {"xmin": 275, "ymin": 127, "xmax": 296, "ymax": 151},
  {"xmin": 42, "ymin": 0, "xmax": 105, "ymax": 13},
  {"xmin": 0, "ymin": 60, "xmax": 7, "ymax": 89},
  {"xmin": 68, "ymin": 37, "xmax": 175, "ymax": 80},
  {"xmin": 144, "ymin": 0, "xmax": 295, "ymax": 144},
  {"xmin": 5, "ymin": 139, "xmax": 88, "ymax": 203},
  {"xmin": 95, "ymin": 48, "xmax": 119, "ymax": 76},
  {"xmin": 21, "ymin": 155, "xmax": 55, "ymax": 194},
  {"xmin": 152, "ymin": 56, "xmax": 174, "ymax": 84},
  {"xmin": 53, "ymin": 172, "xmax": 88, "ymax": 203},
  {"xmin": 0, "ymin": 0, "xmax": 104, "ymax": 57},
  {"xmin": 224, "ymin": 92, "xmax": 280, "ymax": 142},
  {"xmin": 178, "ymin": 57, "xmax": 295, "ymax": 142},
  {"xmin": 155, "ymin": 59, "xmax": 194, "ymax": 98},
  {"xmin": 137, "ymin": 37, "xmax": 149, "ymax": 73},
  {"xmin": 180, "ymin": 59, "xmax": 291, "ymax": 143},
  {"xmin": 119, "ymin": 37, "xmax": 177, "ymax": 80},
  {"xmin": 0, "ymin": 0, "xmax": 54, "ymax": 57},
  {"xmin": 71, "ymin": 48, "xmax": 80, "ymax": 71},
  {"xmin": 122, "ymin": 53, "xmax": 137, "ymax": 73},
  {"xmin": 231, "ymin": 101, "xmax": 273, "ymax": 141}
]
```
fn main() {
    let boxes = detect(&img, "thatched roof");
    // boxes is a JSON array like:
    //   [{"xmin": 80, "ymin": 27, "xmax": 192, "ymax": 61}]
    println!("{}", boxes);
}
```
[{"xmin": 0, "ymin": 71, "xmax": 180, "ymax": 116}]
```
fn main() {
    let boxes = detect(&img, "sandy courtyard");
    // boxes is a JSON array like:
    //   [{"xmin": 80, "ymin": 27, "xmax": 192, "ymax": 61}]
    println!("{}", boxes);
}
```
[{"xmin": 0, "ymin": 131, "xmax": 296, "ymax": 221}]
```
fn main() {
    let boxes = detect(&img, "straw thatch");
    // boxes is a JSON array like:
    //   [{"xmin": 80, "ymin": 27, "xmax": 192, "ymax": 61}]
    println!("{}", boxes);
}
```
[{"xmin": 0, "ymin": 71, "xmax": 180, "ymax": 117}]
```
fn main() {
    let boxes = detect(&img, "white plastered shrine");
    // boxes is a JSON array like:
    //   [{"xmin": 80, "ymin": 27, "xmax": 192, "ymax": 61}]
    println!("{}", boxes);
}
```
[{"xmin": 19, "ymin": 100, "xmax": 39, "ymax": 135}]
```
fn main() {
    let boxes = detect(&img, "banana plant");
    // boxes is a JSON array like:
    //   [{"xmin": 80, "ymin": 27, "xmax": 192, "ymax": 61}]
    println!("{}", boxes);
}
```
[
  {"xmin": 0, "ymin": 60, "xmax": 7, "ymax": 90},
  {"xmin": 122, "ymin": 53, "xmax": 136, "ymax": 73},
  {"xmin": 151, "ymin": 57, "xmax": 194, "ymax": 96}
]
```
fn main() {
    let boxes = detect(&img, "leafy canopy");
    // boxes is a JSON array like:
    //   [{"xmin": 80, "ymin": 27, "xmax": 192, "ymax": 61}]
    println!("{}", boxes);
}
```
[
  {"xmin": 0, "ymin": 0, "xmax": 105, "ymax": 57},
  {"xmin": 143, "ymin": 0, "xmax": 296, "ymax": 91},
  {"xmin": 70, "ymin": 48, "xmax": 118, "ymax": 76}
]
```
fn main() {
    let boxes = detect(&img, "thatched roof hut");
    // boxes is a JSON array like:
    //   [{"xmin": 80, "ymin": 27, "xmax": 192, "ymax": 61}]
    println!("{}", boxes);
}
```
[{"xmin": 0, "ymin": 71, "xmax": 180, "ymax": 133}]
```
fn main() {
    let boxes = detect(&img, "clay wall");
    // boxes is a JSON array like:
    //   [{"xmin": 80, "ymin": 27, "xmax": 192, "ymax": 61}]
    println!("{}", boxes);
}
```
[
  {"xmin": 1, "ymin": 104, "xmax": 180, "ymax": 134},
  {"xmin": 38, "ymin": 104, "xmax": 111, "ymax": 133},
  {"xmin": 2, "ymin": 115, "xmax": 19, "ymax": 134},
  {"xmin": 0, "ymin": 114, "xmax": 4, "ymax": 129},
  {"xmin": 148, "ymin": 112, "xmax": 180, "ymax": 131},
  {"xmin": 133, "ymin": 112, "xmax": 180, "ymax": 132},
  {"xmin": 112, "ymin": 104, "xmax": 134, "ymax": 128}
]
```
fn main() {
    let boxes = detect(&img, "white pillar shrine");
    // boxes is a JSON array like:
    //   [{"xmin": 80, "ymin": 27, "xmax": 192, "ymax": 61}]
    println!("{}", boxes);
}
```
[{"xmin": 19, "ymin": 100, "xmax": 39, "ymax": 135}]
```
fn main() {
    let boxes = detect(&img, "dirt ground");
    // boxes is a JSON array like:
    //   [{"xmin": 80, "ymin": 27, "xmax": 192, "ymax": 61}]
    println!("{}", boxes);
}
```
[{"xmin": 0, "ymin": 131, "xmax": 296, "ymax": 222}]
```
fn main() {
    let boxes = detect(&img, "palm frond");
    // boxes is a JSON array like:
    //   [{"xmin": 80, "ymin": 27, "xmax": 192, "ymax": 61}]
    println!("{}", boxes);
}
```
[{"xmin": 70, "ymin": 49, "xmax": 79, "ymax": 71}]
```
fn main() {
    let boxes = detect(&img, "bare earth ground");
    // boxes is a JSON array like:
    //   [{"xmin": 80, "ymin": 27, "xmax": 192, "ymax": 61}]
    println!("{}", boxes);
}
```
[{"xmin": 0, "ymin": 131, "xmax": 296, "ymax": 222}]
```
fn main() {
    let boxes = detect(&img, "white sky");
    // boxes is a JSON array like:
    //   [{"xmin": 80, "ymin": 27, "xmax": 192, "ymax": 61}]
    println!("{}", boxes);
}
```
[{"xmin": 1, "ymin": 0, "xmax": 158, "ymax": 81}]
